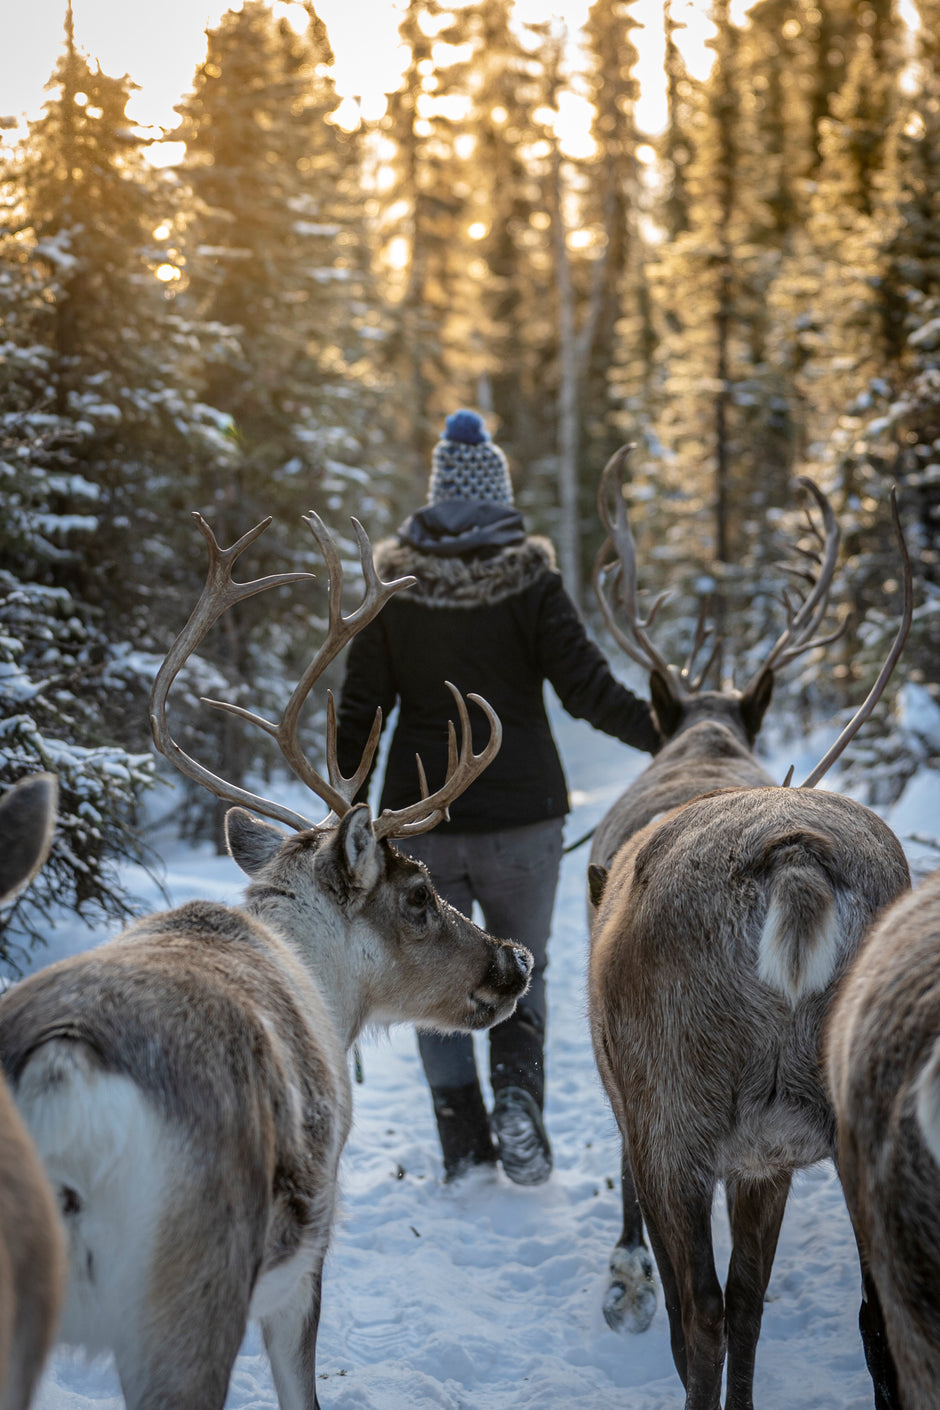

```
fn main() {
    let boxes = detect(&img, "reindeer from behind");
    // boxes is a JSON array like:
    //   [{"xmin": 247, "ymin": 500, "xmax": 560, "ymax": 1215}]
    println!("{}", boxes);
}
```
[
  {"xmin": 827, "ymin": 863, "xmax": 940, "ymax": 1410},
  {"xmin": 0, "ymin": 515, "xmax": 533, "ymax": 1410},
  {"xmin": 587, "ymin": 452, "xmax": 846, "ymax": 1334},
  {"xmin": 588, "ymin": 451, "xmax": 913, "ymax": 1407},
  {"xmin": 0, "ymin": 774, "xmax": 65, "ymax": 1410}
]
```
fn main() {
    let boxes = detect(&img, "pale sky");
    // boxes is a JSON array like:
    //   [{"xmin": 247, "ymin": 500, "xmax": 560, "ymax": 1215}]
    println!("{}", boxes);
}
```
[
  {"xmin": 2, "ymin": 0, "xmax": 706, "ymax": 141},
  {"xmin": 4, "ymin": 0, "xmax": 407, "ymax": 127}
]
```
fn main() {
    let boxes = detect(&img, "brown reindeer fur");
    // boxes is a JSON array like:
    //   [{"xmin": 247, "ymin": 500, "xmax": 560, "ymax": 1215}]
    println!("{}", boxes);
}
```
[
  {"xmin": 0, "ymin": 775, "xmax": 65, "ymax": 1410},
  {"xmin": 0, "ymin": 804, "xmax": 532, "ymax": 1410},
  {"xmin": 589, "ymin": 785, "xmax": 910, "ymax": 1410},
  {"xmin": 586, "ymin": 672, "xmax": 776, "ymax": 1337},
  {"xmin": 827, "ymin": 866, "xmax": 940, "ymax": 1410},
  {"xmin": 589, "ymin": 709, "xmax": 775, "ymax": 877},
  {"xmin": 0, "ymin": 1080, "xmax": 64, "ymax": 1410}
]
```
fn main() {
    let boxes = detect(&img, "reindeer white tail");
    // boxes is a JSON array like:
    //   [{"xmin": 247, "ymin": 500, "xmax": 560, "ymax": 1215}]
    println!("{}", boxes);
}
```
[
  {"xmin": 16, "ymin": 1041, "xmax": 177, "ymax": 1358},
  {"xmin": 757, "ymin": 831, "xmax": 842, "ymax": 1005}
]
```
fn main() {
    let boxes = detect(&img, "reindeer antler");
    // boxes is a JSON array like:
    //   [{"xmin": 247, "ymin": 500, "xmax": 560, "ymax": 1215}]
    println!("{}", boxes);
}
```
[
  {"xmin": 150, "ymin": 515, "xmax": 321, "ymax": 830},
  {"xmin": 682, "ymin": 598, "xmax": 721, "ymax": 691},
  {"xmin": 593, "ymin": 445, "xmax": 676, "ymax": 682},
  {"xmin": 595, "ymin": 461, "xmax": 846, "ymax": 708},
  {"xmin": 798, "ymin": 489, "xmax": 912, "ymax": 789},
  {"xmin": 195, "ymin": 513, "xmax": 417, "ymax": 821},
  {"xmin": 150, "ymin": 513, "xmax": 502, "ymax": 836},
  {"xmin": 373, "ymin": 683, "xmax": 502, "ymax": 840},
  {"xmin": 742, "ymin": 477, "xmax": 842, "ymax": 692}
]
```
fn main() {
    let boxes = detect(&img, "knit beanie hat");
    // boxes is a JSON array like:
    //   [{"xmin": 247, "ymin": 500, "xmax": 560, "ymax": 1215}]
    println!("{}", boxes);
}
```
[{"xmin": 428, "ymin": 410, "xmax": 514, "ymax": 506}]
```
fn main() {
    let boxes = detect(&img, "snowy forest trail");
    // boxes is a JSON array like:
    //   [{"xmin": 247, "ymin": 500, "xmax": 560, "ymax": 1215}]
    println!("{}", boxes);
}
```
[{"xmin": 29, "ymin": 699, "xmax": 939, "ymax": 1410}]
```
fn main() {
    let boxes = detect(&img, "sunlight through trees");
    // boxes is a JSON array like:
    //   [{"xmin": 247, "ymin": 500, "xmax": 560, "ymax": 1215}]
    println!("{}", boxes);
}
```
[{"xmin": 1, "ymin": 0, "xmax": 938, "ymax": 954}]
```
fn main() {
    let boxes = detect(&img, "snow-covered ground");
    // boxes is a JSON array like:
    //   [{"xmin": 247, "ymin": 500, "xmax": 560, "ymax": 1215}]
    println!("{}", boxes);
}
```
[{"xmin": 20, "ymin": 695, "xmax": 940, "ymax": 1410}]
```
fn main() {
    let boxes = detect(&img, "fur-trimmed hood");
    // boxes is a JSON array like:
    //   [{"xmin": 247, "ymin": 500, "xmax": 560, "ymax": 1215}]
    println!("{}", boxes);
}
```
[{"xmin": 374, "ymin": 534, "xmax": 558, "ymax": 609}]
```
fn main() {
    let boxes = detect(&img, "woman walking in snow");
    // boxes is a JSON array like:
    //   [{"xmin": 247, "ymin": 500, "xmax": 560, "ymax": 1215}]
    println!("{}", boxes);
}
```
[{"xmin": 336, "ymin": 410, "xmax": 660, "ymax": 1184}]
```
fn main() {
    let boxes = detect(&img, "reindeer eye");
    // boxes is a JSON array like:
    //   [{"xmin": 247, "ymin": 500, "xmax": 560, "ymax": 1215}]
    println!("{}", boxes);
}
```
[{"xmin": 410, "ymin": 883, "xmax": 431, "ymax": 910}]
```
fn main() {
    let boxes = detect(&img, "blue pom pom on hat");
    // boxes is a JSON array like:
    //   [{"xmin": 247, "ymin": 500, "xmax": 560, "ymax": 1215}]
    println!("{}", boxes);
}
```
[
  {"xmin": 428, "ymin": 409, "xmax": 514, "ymax": 506},
  {"xmin": 443, "ymin": 409, "xmax": 489, "ymax": 444}
]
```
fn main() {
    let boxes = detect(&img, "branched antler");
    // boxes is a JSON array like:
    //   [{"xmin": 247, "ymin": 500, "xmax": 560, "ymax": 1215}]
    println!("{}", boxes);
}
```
[
  {"xmin": 594, "ymin": 459, "xmax": 846, "ymax": 714},
  {"xmin": 593, "ymin": 446, "xmax": 675, "ymax": 681},
  {"xmin": 798, "ymin": 489, "xmax": 912, "ymax": 789},
  {"xmin": 742, "ymin": 477, "xmax": 842, "ymax": 691},
  {"xmin": 196, "ymin": 513, "xmax": 415, "ymax": 820},
  {"xmin": 149, "ymin": 515, "xmax": 320, "ymax": 831},
  {"xmin": 373, "ymin": 683, "xmax": 502, "ymax": 840},
  {"xmin": 683, "ymin": 599, "xmax": 721, "ymax": 690},
  {"xmin": 150, "ymin": 513, "xmax": 502, "ymax": 838}
]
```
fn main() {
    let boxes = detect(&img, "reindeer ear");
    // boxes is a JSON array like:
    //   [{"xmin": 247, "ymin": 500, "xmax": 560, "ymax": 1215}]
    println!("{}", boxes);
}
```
[
  {"xmin": 333, "ymin": 803, "xmax": 382, "ymax": 898},
  {"xmin": 226, "ymin": 808, "xmax": 288, "ymax": 877},
  {"xmin": 588, "ymin": 863, "xmax": 608, "ymax": 910},
  {"xmin": 0, "ymin": 772, "xmax": 58, "ymax": 904}
]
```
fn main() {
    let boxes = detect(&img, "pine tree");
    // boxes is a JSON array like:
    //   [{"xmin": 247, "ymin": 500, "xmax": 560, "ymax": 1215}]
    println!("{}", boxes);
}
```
[
  {"xmin": 822, "ymin": 0, "xmax": 940, "ymax": 744},
  {"xmin": 644, "ymin": 4, "xmax": 757, "ymax": 652},
  {"xmin": 172, "ymin": 2, "xmax": 389, "ymax": 521},
  {"xmin": 6, "ymin": 6, "xmax": 220, "ymax": 642},
  {"xmin": 777, "ymin": 13, "xmax": 903, "ymax": 620},
  {"xmin": 0, "ymin": 399, "xmax": 156, "ymax": 965},
  {"xmin": 454, "ymin": 0, "xmax": 556, "ymax": 477},
  {"xmin": 580, "ymin": 0, "xmax": 654, "ymax": 566},
  {"xmin": 374, "ymin": 0, "xmax": 485, "ymax": 486},
  {"xmin": 775, "ymin": 5, "xmax": 903, "ymax": 437},
  {"xmin": 166, "ymin": 2, "xmax": 399, "ymax": 843},
  {"xmin": 658, "ymin": 0, "xmax": 695, "ymax": 241},
  {"xmin": 0, "ymin": 7, "xmax": 181, "ymax": 957}
]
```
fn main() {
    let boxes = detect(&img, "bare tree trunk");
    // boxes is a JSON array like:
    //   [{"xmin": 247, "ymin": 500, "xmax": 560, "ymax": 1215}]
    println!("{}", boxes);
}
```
[
  {"xmin": 551, "ymin": 148, "xmax": 582, "ymax": 608},
  {"xmin": 711, "ymin": 0, "xmax": 736, "ymax": 657},
  {"xmin": 544, "ymin": 34, "xmax": 618, "ymax": 610}
]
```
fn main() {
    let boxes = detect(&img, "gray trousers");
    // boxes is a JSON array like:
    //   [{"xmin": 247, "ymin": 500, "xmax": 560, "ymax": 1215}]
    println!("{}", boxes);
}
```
[{"xmin": 401, "ymin": 817, "xmax": 564, "ymax": 1101}]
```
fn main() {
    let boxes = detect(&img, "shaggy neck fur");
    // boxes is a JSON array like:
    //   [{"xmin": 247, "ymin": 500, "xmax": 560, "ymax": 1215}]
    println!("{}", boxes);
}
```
[
  {"xmin": 374, "ymin": 535, "xmax": 557, "ymax": 609},
  {"xmin": 244, "ymin": 882, "xmax": 372, "ymax": 1052}
]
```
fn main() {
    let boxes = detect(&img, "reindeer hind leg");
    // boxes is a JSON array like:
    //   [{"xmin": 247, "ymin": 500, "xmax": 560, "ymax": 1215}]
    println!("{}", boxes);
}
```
[
  {"xmin": 603, "ymin": 1138, "xmax": 657, "ymax": 1334},
  {"xmin": 113, "ymin": 1170, "xmax": 262, "ymax": 1410},
  {"xmin": 723, "ymin": 1171, "xmax": 791, "ymax": 1410},
  {"xmin": 631, "ymin": 1150, "xmax": 727, "ymax": 1410},
  {"xmin": 634, "ymin": 1164, "xmax": 725, "ymax": 1410},
  {"xmin": 262, "ymin": 1262, "xmax": 324, "ymax": 1410},
  {"xmin": 16, "ymin": 1043, "xmax": 263, "ymax": 1410}
]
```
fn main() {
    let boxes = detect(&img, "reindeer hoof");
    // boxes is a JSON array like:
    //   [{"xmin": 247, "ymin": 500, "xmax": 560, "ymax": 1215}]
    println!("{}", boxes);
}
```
[{"xmin": 602, "ymin": 1246, "xmax": 657, "ymax": 1334}]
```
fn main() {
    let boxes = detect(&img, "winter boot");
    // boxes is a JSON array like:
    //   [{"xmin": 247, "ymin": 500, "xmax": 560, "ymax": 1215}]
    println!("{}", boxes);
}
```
[
  {"xmin": 430, "ymin": 1080, "xmax": 497, "ymax": 1183},
  {"xmin": 491, "ymin": 1085, "xmax": 553, "ymax": 1186},
  {"xmin": 489, "ymin": 1004, "xmax": 552, "ymax": 1185},
  {"xmin": 490, "ymin": 1003, "xmax": 546, "ymax": 1108}
]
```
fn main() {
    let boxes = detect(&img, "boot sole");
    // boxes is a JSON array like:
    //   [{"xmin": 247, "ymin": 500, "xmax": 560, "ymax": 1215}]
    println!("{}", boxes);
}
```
[{"xmin": 492, "ymin": 1091, "xmax": 552, "ymax": 1186}]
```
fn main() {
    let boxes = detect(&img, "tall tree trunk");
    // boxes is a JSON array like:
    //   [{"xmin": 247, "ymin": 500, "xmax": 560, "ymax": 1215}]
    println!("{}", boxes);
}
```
[
  {"xmin": 549, "ymin": 138, "xmax": 582, "ymax": 607},
  {"xmin": 711, "ymin": 0, "xmax": 737, "ymax": 652}
]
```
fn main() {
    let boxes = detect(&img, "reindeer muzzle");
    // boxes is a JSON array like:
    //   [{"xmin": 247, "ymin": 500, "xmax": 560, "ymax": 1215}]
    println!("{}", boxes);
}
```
[{"xmin": 463, "ymin": 940, "xmax": 533, "ymax": 1030}]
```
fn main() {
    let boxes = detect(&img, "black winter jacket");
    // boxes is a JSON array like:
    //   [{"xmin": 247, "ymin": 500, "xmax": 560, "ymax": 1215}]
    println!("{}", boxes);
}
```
[{"xmin": 335, "ymin": 508, "xmax": 660, "ymax": 833}]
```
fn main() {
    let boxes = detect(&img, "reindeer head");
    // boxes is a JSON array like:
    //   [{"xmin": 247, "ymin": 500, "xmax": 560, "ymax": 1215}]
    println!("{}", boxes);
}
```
[
  {"xmin": 593, "ymin": 448, "xmax": 845, "ymax": 751},
  {"xmin": 594, "ymin": 447, "xmax": 912, "ymax": 784},
  {"xmin": 149, "ymin": 513, "xmax": 533, "ymax": 1047}
]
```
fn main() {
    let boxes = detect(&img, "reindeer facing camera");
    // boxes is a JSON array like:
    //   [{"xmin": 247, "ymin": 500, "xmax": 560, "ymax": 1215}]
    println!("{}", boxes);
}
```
[
  {"xmin": 587, "ymin": 448, "xmax": 912, "ymax": 1410},
  {"xmin": 0, "ymin": 514, "xmax": 533, "ymax": 1410}
]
